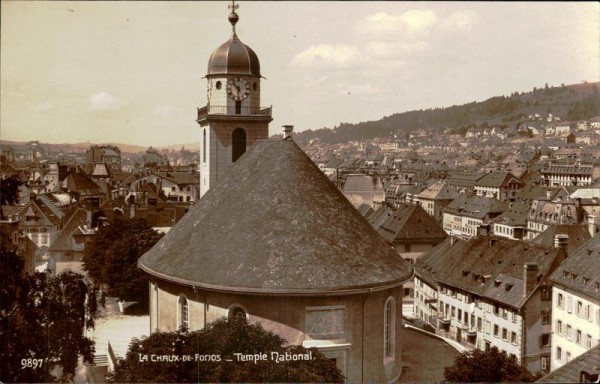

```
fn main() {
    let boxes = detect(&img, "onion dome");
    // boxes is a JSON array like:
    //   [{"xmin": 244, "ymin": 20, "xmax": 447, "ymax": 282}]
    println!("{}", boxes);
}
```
[{"xmin": 206, "ymin": 6, "xmax": 261, "ymax": 77}]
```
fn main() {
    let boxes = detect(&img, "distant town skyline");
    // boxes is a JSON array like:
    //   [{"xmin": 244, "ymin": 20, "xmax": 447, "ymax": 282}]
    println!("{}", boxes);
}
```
[{"xmin": 1, "ymin": 1, "xmax": 598, "ymax": 147}]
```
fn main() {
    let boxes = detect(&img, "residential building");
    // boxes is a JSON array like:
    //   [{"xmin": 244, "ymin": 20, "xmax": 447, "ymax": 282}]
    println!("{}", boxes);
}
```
[
  {"xmin": 446, "ymin": 171, "xmax": 486, "ymax": 195},
  {"xmin": 86, "ymin": 145, "xmax": 122, "ymax": 173},
  {"xmin": 492, "ymin": 201, "xmax": 529, "ymax": 240},
  {"xmin": 416, "ymin": 235, "xmax": 568, "ymax": 374},
  {"xmin": 526, "ymin": 189, "xmax": 582, "ymax": 240},
  {"xmin": 364, "ymin": 203, "xmax": 447, "ymax": 314},
  {"xmin": 415, "ymin": 180, "xmax": 460, "ymax": 223},
  {"xmin": 538, "ymin": 344, "xmax": 600, "ymax": 383},
  {"xmin": 47, "ymin": 208, "xmax": 95, "ymax": 275},
  {"xmin": 142, "ymin": 147, "xmax": 169, "ymax": 168},
  {"xmin": 442, "ymin": 195, "xmax": 508, "ymax": 238},
  {"xmin": 474, "ymin": 171, "xmax": 524, "ymax": 202},
  {"xmin": 549, "ymin": 233, "xmax": 600, "ymax": 371},
  {"xmin": 540, "ymin": 161, "xmax": 600, "ymax": 187}
]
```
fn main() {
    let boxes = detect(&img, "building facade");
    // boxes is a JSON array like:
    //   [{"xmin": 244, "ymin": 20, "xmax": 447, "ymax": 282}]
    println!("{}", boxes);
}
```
[{"xmin": 549, "ymin": 233, "xmax": 600, "ymax": 371}]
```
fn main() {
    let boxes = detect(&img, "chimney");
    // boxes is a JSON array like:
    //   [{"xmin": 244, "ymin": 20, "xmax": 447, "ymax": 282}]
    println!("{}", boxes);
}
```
[
  {"xmin": 282, "ymin": 125, "xmax": 294, "ymax": 140},
  {"xmin": 450, "ymin": 233, "xmax": 455, "ymax": 245},
  {"xmin": 554, "ymin": 234, "xmax": 569, "ymax": 252},
  {"xmin": 588, "ymin": 215, "xmax": 597, "ymax": 237},
  {"xmin": 523, "ymin": 262, "xmax": 538, "ymax": 297}
]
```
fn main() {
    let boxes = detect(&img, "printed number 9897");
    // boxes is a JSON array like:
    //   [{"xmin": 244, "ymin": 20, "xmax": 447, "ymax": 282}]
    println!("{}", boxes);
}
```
[{"xmin": 21, "ymin": 359, "xmax": 43, "ymax": 369}]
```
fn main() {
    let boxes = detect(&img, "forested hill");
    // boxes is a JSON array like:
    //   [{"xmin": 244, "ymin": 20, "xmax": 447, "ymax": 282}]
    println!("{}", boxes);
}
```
[{"xmin": 291, "ymin": 82, "xmax": 600, "ymax": 146}]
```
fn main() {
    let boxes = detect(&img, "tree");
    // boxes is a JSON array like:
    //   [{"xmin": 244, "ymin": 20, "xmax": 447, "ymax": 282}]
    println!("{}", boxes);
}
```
[
  {"xmin": 0, "ymin": 174, "xmax": 23, "ymax": 220},
  {"xmin": 83, "ymin": 217, "xmax": 163, "ymax": 310},
  {"xmin": 109, "ymin": 318, "xmax": 344, "ymax": 383},
  {"xmin": 443, "ymin": 346, "xmax": 540, "ymax": 382},
  {"xmin": 0, "ymin": 239, "xmax": 99, "ymax": 383}
]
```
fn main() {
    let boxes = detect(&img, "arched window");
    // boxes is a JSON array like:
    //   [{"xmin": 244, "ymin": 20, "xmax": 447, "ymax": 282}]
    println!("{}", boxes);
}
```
[
  {"xmin": 384, "ymin": 297, "xmax": 395, "ymax": 358},
  {"xmin": 232, "ymin": 128, "xmax": 246, "ymax": 162},
  {"xmin": 178, "ymin": 295, "xmax": 189, "ymax": 331},
  {"xmin": 228, "ymin": 305, "xmax": 248, "ymax": 322},
  {"xmin": 202, "ymin": 129, "xmax": 206, "ymax": 163}
]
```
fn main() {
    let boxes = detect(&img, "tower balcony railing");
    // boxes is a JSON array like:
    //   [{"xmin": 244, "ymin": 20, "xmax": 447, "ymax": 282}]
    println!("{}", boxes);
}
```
[{"xmin": 197, "ymin": 105, "xmax": 272, "ymax": 120}]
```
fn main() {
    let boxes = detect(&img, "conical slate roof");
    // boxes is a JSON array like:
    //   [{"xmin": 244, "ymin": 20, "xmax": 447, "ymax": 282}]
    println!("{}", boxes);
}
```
[{"xmin": 139, "ymin": 139, "xmax": 412, "ymax": 294}]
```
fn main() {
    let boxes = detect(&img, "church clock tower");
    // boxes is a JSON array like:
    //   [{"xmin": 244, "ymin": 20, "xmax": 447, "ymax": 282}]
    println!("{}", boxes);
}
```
[{"xmin": 197, "ymin": 1, "xmax": 272, "ymax": 198}]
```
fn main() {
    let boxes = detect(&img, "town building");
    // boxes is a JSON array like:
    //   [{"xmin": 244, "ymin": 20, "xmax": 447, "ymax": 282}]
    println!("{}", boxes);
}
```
[
  {"xmin": 540, "ymin": 160, "xmax": 600, "ymax": 187},
  {"xmin": 364, "ymin": 203, "xmax": 447, "ymax": 314},
  {"xmin": 474, "ymin": 171, "xmax": 524, "ymax": 202},
  {"xmin": 549, "ymin": 233, "xmax": 600, "ymax": 372},
  {"xmin": 442, "ymin": 195, "xmax": 508, "ymax": 238},
  {"xmin": 416, "ymin": 235, "xmax": 567, "ymax": 374},
  {"xmin": 491, "ymin": 201, "xmax": 530, "ymax": 240},
  {"xmin": 85, "ymin": 145, "xmax": 122, "ymax": 174},
  {"xmin": 538, "ymin": 344, "xmax": 600, "ymax": 383},
  {"xmin": 414, "ymin": 180, "xmax": 460, "ymax": 223},
  {"xmin": 142, "ymin": 147, "xmax": 169, "ymax": 168},
  {"xmin": 526, "ymin": 188, "xmax": 581, "ymax": 241}
]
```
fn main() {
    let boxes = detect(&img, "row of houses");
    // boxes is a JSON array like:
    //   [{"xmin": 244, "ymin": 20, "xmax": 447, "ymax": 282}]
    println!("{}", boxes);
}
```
[
  {"xmin": 338, "ymin": 168, "xmax": 600, "ymax": 378},
  {"xmin": 412, "ymin": 227, "xmax": 600, "ymax": 376},
  {"xmin": 1, "ymin": 148, "xmax": 200, "ymax": 276}
]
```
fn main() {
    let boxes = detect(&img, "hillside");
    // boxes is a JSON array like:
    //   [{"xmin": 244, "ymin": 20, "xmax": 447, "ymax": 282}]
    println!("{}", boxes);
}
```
[
  {"xmin": 291, "ymin": 82, "xmax": 600, "ymax": 146},
  {"xmin": 0, "ymin": 140, "xmax": 199, "ymax": 155}
]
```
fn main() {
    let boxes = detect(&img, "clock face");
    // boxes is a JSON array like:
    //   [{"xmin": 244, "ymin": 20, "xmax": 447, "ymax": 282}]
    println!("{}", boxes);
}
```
[{"xmin": 227, "ymin": 78, "xmax": 250, "ymax": 101}]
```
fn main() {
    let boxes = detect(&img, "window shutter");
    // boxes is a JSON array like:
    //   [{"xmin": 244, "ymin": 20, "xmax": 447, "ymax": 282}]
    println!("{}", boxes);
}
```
[{"xmin": 566, "ymin": 295, "xmax": 573, "ymax": 313}]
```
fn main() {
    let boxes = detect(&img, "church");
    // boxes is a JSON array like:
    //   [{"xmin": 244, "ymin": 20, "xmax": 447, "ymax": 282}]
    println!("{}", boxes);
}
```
[{"xmin": 138, "ymin": 4, "xmax": 413, "ymax": 382}]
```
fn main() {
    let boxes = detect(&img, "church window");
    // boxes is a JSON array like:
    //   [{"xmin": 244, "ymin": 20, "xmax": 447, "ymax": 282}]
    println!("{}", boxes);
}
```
[
  {"xmin": 178, "ymin": 295, "xmax": 189, "ymax": 331},
  {"xmin": 253, "ymin": 82, "xmax": 257, "ymax": 91},
  {"xmin": 232, "ymin": 128, "xmax": 246, "ymax": 162},
  {"xmin": 384, "ymin": 296, "xmax": 395, "ymax": 358},
  {"xmin": 216, "ymin": 81, "xmax": 222, "ymax": 90},
  {"xmin": 203, "ymin": 129, "xmax": 206, "ymax": 163}
]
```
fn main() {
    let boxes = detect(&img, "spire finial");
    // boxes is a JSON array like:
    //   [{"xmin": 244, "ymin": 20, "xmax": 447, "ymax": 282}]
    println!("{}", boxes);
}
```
[{"xmin": 228, "ymin": 0, "xmax": 239, "ymax": 36}]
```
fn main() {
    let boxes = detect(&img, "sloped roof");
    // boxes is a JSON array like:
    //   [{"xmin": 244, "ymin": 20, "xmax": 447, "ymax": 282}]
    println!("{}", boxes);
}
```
[
  {"xmin": 62, "ymin": 172, "xmax": 102, "ymax": 194},
  {"xmin": 416, "ymin": 236, "xmax": 565, "ymax": 309},
  {"xmin": 342, "ymin": 174, "xmax": 384, "ymax": 193},
  {"xmin": 537, "ymin": 344, "xmax": 600, "ymax": 383},
  {"xmin": 139, "ymin": 139, "xmax": 413, "ymax": 294},
  {"xmin": 531, "ymin": 224, "xmax": 592, "ymax": 255},
  {"xmin": 417, "ymin": 181, "xmax": 459, "ymax": 200},
  {"xmin": 48, "ymin": 209, "xmax": 89, "ymax": 252},
  {"xmin": 492, "ymin": 201, "xmax": 530, "ymax": 227},
  {"xmin": 92, "ymin": 163, "xmax": 110, "ymax": 177},
  {"xmin": 475, "ymin": 171, "xmax": 524, "ymax": 188},
  {"xmin": 372, "ymin": 204, "xmax": 447, "ymax": 244},
  {"xmin": 549, "ymin": 232, "xmax": 600, "ymax": 300},
  {"xmin": 444, "ymin": 195, "xmax": 508, "ymax": 220}
]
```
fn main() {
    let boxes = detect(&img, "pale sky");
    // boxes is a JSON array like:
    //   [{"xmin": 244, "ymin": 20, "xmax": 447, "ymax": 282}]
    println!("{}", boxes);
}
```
[{"xmin": 1, "ymin": 1, "xmax": 599, "ymax": 147}]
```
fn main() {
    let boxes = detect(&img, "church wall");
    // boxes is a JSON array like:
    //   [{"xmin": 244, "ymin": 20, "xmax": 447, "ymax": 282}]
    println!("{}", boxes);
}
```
[{"xmin": 151, "ymin": 278, "xmax": 404, "ymax": 383}]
